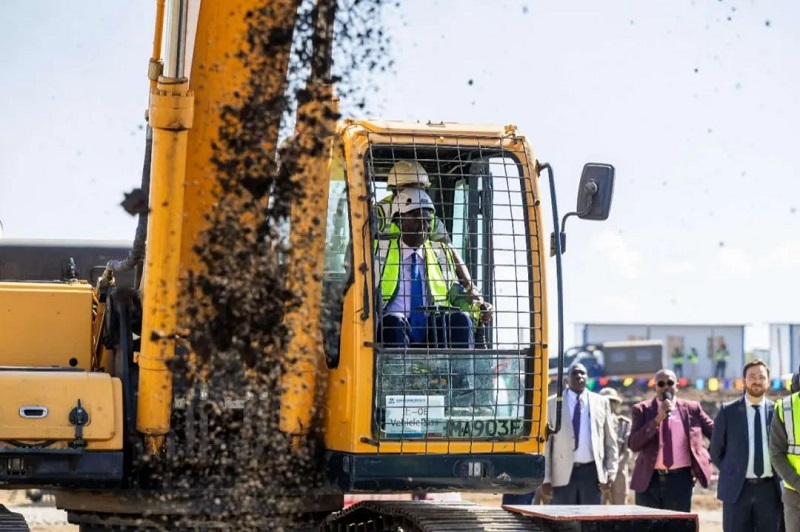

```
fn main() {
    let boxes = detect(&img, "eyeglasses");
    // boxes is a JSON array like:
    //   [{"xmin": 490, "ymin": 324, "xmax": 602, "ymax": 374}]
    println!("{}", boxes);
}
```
[{"xmin": 657, "ymin": 380, "xmax": 676, "ymax": 388}]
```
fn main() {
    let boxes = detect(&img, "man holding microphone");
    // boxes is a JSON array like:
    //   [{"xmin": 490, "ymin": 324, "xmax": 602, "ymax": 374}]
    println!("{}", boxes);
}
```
[{"xmin": 628, "ymin": 369, "xmax": 715, "ymax": 511}]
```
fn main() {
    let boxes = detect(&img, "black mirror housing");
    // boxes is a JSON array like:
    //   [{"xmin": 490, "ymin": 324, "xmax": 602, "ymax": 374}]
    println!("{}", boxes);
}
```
[{"xmin": 576, "ymin": 163, "xmax": 615, "ymax": 221}]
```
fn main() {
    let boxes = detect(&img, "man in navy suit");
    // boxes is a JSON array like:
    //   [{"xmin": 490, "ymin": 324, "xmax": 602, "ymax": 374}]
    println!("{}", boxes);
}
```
[{"xmin": 710, "ymin": 359, "xmax": 783, "ymax": 532}]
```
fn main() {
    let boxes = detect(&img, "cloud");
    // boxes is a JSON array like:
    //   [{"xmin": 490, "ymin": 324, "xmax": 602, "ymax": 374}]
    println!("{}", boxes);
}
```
[
  {"xmin": 714, "ymin": 246, "xmax": 753, "ymax": 276},
  {"xmin": 588, "ymin": 230, "xmax": 643, "ymax": 279}
]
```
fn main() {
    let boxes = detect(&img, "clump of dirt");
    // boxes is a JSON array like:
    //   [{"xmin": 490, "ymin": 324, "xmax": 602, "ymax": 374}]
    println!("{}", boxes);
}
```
[{"xmin": 146, "ymin": 2, "xmax": 392, "ymax": 530}]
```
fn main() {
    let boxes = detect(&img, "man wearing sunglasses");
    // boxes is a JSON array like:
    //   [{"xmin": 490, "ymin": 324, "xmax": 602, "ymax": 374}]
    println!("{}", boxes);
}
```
[{"xmin": 628, "ymin": 369, "xmax": 714, "ymax": 512}]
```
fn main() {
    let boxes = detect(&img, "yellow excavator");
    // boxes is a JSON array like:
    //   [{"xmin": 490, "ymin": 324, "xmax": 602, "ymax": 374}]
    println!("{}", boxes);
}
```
[{"xmin": 0, "ymin": 1, "xmax": 699, "ymax": 531}]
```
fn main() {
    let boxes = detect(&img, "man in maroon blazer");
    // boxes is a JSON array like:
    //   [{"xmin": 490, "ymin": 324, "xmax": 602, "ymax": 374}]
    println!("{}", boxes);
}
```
[{"xmin": 628, "ymin": 368, "xmax": 714, "ymax": 512}]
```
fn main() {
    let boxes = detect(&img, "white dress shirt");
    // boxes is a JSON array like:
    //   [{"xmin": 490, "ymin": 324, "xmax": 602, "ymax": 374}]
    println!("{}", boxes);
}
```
[
  {"xmin": 745, "ymin": 397, "xmax": 773, "ymax": 478},
  {"xmin": 566, "ymin": 389, "xmax": 594, "ymax": 463},
  {"xmin": 384, "ymin": 243, "xmax": 427, "ymax": 318}
]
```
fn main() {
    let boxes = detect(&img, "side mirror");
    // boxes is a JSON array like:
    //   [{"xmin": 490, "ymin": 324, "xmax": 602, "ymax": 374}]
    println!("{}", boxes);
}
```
[{"xmin": 576, "ymin": 163, "xmax": 615, "ymax": 221}]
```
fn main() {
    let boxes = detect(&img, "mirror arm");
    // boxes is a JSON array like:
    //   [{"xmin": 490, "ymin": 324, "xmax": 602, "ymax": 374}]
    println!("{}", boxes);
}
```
[
  {"xmin": 560, "ymin": 180, "xmax": 598, "ymax": 232},
  {"xmin": 553, "ymin": 179, "xmax": 599, "ymax": 254},
  {"xmin": 539, "ymin": 161, "xmax": 565, "ymax": 438}
]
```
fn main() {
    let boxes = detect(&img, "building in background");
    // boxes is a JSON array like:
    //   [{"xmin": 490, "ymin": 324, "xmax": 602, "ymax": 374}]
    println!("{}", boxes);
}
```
[
  {"xmin": 574, "ymin": 323, "xmax": 745, "ymax": 380},
  {"xmin": 768, "ymin": 323, "xmax": 800, "ymax": 378}
]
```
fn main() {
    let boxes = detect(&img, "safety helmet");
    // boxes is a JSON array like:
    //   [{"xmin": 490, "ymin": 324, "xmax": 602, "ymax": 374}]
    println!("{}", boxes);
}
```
[
  {"xmin": 387, "ymin": 160, "xmax": 431, "ymax": 188},
  {"xmin": 598, "ymin": 387, "xmax": 621, "ymax": 403},
  {"xmin": 394, "ymin": 188, "xmax": 435, "ymax": 215}
]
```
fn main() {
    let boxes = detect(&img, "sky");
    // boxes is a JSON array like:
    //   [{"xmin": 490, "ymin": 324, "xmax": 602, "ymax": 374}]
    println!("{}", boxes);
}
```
[{"xmin": 2, "ymin": 1, "xmax": 799, "ymax": 349}]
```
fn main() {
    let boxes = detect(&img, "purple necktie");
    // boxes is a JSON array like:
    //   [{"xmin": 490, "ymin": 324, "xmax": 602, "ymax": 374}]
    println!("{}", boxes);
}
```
[
  {"xmin": 572, "ymin": 395, "xmax": 582, "ymax": 450},
  {"xmin": 662, "ymin": 417, "xmax": 674, "ymax": 468}
]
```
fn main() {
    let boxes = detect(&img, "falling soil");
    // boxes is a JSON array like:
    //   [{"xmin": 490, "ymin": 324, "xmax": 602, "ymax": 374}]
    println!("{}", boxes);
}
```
[{"xmin": 128, "ymin": 1, "xmax": 392, "ymax": 530}]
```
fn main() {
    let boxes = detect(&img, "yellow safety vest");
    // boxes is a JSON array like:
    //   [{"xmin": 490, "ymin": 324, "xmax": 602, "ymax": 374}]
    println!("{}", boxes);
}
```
[
  {"xmin": 376, "ymin": 238, "xmax": 452, "ymax": 308},
  {"xmin": 375, "ymin": 195, "xmax": 397, "ymax": 234},
  {"xmin": 775, "ymin": 393, "xmax": 800, "ymax": 491}
]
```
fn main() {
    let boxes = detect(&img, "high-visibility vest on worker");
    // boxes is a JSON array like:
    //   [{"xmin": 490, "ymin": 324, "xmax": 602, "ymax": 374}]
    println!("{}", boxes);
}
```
[
  {"xmin": 775, "ymin": 394, "xmax": 800, "ymax": 491},
  {"xmin": 715, "ymin": 348, "xmax": 730, "ymax": 362},
  {"xmin": 374, "ymin": 237, "xmax": 454, "ymax": 309},
  {"xmin": 672, "ymin": 349, "xmax": 684, "ymax": 365},
  {"xmin": 688, "ymin": 349, "xmax": 698, "ymax": 364},
  {"xmin": 374, "ymin": 237, "xmax": 480, "ymax": 324}
]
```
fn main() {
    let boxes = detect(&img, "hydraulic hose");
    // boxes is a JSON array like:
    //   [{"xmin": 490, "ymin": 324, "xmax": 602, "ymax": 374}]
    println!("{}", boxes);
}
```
[{"xmin": 104, "ymin": 126, "xmax": 152, "ymax": 291}]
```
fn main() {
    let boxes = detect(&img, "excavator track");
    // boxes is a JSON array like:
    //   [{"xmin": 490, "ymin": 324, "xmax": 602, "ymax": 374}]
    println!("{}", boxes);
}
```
[
  {"xmin": 323, "ymin": 501, "xmax": 545, "ymax": 532},
  {"xmin": 0, "ymin": 506, "xmax": 29, "ymax": 532}
]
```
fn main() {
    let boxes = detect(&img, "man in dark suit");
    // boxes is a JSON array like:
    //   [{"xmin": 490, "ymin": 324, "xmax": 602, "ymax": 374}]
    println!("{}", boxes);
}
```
[
  {"xmin": 710, "ymin": 359, "xmax": 782, "ymax": 531},
  {"xmin": 628, "ymin": 368, "xmax": 714, "ymax": 511}
]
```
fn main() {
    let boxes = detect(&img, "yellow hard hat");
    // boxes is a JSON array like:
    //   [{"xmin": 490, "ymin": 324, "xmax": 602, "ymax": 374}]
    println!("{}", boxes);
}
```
[{"xmin": 387, "ymin": 160, "xmax": 431, "ymax": 188}]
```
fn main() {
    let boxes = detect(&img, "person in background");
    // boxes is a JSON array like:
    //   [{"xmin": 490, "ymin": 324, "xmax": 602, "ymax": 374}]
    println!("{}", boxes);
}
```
[
  {"xmin": 599, "ymin": 387, "xmax": 632, "ymax": 505},
  {"xmin": 502, "ymin": 363, "xmax": 618, "ymax": 505},
  {"xmin": 770, "ymin": 367, "xmax": 800, "ymax": 532},
  {"xmin": 710, "ymin": 359, "xmax": 782, "ymax": 532},
  {"xmin": 671, "ymin": 347, "xmax": 684, "ymax": 378},
  {"xmin": 715, "ymin": 343, "xmax": 731, "ymax": 379},
  {"xmin": 687, "ymin": 347, "xmax": 699, "ymax": 380},
  {"xmin": 628, "ymin": 369, "xmax": 714, "ymax": 512}
]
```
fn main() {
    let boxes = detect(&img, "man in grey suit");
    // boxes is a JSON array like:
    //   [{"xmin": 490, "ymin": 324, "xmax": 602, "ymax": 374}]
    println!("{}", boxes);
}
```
[
  {"xmin": 710, "ymin": 359, "xmax": 782, "ymax": 532},
  {"xmin": 539, "ymin": 362, "xmax": 618, "ymax": 504}
]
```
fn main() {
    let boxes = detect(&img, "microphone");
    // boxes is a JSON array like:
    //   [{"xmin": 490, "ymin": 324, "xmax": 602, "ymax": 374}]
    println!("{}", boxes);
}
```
[{"xmin": 663, "ymin": 390, "xmax": 674, "ymax": 419}]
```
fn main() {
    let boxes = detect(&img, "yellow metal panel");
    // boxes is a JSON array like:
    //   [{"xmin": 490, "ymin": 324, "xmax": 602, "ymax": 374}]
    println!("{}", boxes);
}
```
[
  {"xmin": 0, "ymin": 371, "xmax": 123, "ymax": 450},
  {"xmin": 520, "ymin": 137, "xmax": 550, "ymax": 449},
  {"xmin": 0, "ymin": 282, "xmax": 92, "ymax": 368},
  {"xmin": 279, "ymin": 84, "xmax": 339, "ymax": 443},
  {"xmin": 179, "ymin": 0, "xmax": 298, "ymax": 276},
  {"xmin": 322, "ymin": 127, "xmax": 375, "ymax": 453},
  {"xmin": 345, "ymin": 119, "xmax": 512, "ymax": 138}
]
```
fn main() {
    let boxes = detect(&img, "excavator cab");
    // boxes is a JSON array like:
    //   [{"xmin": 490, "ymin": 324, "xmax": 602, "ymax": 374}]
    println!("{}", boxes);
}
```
[{"xmin": 320, "ymin": 120, "xmax": 548, "ymax": 494}]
